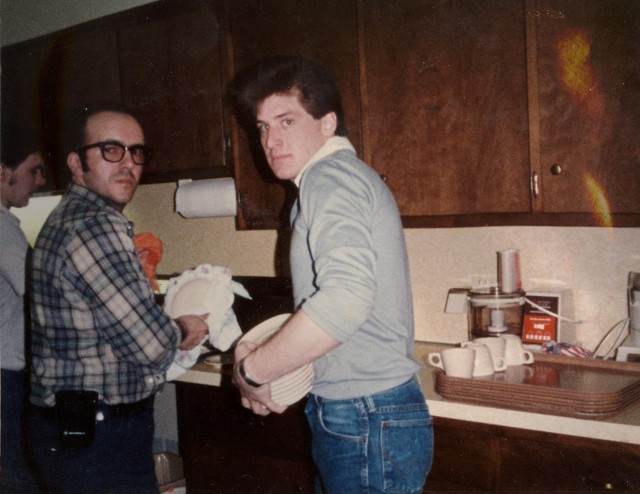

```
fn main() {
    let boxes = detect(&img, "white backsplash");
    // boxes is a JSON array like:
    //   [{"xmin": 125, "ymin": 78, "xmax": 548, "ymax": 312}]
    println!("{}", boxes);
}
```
[{"xmin": 17, "ymin": 183, "xmax": 640, "ymax": 354}]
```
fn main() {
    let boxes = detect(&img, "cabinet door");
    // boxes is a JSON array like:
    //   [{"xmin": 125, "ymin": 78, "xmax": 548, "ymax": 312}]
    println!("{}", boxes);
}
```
[
  {"xmin": 2, "ymin": 37, "xmax": 55, "ymax": 192},
  {"xmin": 1, "ymin": 30, "xmax": 121, "ymax": 192},
  {"xmin": 226, "ymin": 0, "xmax": 360, "ymax": 230},
  {"xmin": 177, "ymin": 382, "xmax": 315, "ymax": 493},
  {"xmin": 360, "ymin": 0, "xmax": 531, "ymax": 218},
  {"xmin": 119, "ymin": 1, "xmax": 227, "ymax": 184},
  {"xmin": 533, "ymin": 0, "xmax": 640, "ymax": 220}
]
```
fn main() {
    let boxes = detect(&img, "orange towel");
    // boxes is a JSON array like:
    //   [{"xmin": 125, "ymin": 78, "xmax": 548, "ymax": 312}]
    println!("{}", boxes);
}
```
[{"xmin": 134, "ymin": 232, "xmax": 163, "ymax": 291}]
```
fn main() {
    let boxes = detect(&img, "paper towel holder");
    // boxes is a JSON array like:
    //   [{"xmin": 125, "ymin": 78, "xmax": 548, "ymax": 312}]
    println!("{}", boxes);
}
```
[{"xmin": 174, "ymin": 177, "xmax": 238, "ymax": 218}]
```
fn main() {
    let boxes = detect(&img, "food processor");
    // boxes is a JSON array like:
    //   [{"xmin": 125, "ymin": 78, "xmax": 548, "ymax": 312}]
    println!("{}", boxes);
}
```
[
  {"xmin": 468, "ymin": 287, "xmax": 526, "ymax": 338},
  {"xmin": 467, "ymin": 249, "xmax": 526, "ymax": 339}
]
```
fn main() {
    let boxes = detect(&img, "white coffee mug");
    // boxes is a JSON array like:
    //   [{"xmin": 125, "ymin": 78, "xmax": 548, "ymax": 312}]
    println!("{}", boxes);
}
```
[
  {"xmin": 501, "ymin": 334, "xmax": 534, "ymax": 366},
  {"xmin": 428, "ymin": 347, "xmax": 475, "ymax": 378},
  {"xmin": 461, "ymin": 342, "xmax": 507, "ymax": 375},
  {"xmin": 473, "ymin": 336, "xmax": 506, "ymax": 363}
]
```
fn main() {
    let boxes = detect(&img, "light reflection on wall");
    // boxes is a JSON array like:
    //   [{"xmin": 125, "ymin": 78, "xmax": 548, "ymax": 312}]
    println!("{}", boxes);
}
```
[{"xmin": 556, "ymin": 28, "xmax": 612, "ymax": 225}]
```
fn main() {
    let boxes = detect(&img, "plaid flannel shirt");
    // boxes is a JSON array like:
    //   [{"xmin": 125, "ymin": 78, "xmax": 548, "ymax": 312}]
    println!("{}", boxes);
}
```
[{"xmin": 30, "ymin": 183, "xmax": 179, "ymax": 407}]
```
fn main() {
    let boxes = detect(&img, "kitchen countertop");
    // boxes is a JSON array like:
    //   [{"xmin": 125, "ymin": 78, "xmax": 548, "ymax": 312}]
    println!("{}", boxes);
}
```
[{"xmin": 175, "ymin": 341, "xmax": 640, "ymax": 446}]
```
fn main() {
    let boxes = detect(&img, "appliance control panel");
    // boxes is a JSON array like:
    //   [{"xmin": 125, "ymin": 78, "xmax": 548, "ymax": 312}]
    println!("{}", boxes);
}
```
[{"xmin": 522, "ymin": 294, "xmax": 558, "ymax": 344}]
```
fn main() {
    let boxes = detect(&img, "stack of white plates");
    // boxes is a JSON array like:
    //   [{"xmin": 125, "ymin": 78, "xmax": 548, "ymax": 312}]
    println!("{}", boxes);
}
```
[{"xmin": 239, "ymin": 313, "xmax": 314, "ymax": 406}]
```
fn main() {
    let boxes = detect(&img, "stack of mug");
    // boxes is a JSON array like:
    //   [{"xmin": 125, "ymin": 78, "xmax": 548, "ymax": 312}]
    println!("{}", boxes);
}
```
[{"xmin": 428, "ymin": 335, "xmax": 534, "ymax": 378}]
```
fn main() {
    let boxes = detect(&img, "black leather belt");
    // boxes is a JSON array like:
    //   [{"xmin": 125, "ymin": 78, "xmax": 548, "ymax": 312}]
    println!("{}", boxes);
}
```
[
  {"xmin": 32, "ymin": 395, "xmax": 153, "ymax": 419},
  {"xmin": 102, "ymin": 396, "xmax": 153, "ymax": 418}
]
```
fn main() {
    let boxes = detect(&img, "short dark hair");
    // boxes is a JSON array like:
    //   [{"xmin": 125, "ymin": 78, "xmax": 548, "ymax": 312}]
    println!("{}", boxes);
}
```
[
  {"xmin": 1, "ymin": 122, "xmax": 39, "ymax": 170},
  {"xmin": 64, "ymin": 101, "xmax": 142, "ymax": 155},
  {"xmin": 229, "ymin": 56, "xmax": 347, "ymax": 136}
]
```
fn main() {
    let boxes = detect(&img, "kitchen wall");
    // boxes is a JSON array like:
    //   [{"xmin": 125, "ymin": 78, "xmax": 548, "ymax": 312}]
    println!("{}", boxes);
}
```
[
  {"xmin": 17, "ymin": 184, "xmax": 640, "ymax": 352},
  {"xmin": 128, "ymin": 184, "xmax": 640, "ymax": 352}
]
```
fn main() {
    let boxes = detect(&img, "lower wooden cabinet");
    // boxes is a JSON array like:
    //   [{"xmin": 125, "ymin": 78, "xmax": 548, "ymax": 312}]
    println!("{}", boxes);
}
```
[
  {"xmin": 176, "ymin": 380, "xmax": 315, "ymax": 493},
  {"xmin": 177, "ymin": 382, "xmax": 640, "ymax": 493},
  {"xmin": 427, "ymin": 417, "xmax": 640, "ymax": 492}
]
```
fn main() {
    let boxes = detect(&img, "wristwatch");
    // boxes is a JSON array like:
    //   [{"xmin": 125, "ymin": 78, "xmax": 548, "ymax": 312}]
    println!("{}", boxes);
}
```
[{"xmin": 238, "ymin": 359, "xmax": 262, "ymax": 388}]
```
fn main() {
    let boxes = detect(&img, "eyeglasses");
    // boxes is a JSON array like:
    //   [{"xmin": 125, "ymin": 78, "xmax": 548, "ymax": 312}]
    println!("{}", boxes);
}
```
[{"xmin": 76, "ymin": 141, "xmax": 153, "ymax": 166}]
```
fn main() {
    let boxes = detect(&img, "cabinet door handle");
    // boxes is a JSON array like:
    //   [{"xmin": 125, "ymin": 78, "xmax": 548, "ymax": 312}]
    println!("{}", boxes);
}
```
[{"xmin": 530, "ymin": 172, "xmax": 539, "ymax": 198}]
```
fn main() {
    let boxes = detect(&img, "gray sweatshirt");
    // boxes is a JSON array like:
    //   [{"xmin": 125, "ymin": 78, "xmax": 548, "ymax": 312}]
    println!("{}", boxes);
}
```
[{"xmin": 291, "ymin": 137, "xmax": 419, "ymax": 399}]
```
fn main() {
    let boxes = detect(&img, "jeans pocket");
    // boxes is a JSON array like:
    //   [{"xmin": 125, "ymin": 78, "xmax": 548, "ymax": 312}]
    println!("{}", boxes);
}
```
[
  {"xmin": 381, "ymin": 415, "xmax": 433, "ymax": 494},
  {"xmin": 314, "ymin": 401, "xmax": 362, "ymax": 441}
]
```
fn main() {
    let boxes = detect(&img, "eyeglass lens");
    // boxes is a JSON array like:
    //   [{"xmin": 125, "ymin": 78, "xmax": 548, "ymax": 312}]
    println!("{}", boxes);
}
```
[{"xmin": 101, "ymin": 142, "xmax": 151, "ymax": 165}]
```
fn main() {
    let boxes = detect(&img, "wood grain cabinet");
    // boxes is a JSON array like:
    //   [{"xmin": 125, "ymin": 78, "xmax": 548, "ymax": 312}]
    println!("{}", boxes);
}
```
[
  {"xmin": 3, "ymin": 0, "xmax": 638, "ymax": 226},
  {"xmin": 226, "ymin": 0, "xmax": 640, "ymax": 228},
  {"xmin": 1, "ymin": 29, "xmax": 121, "ymax": 190},
  {"xmin": 529, "ymin": 0, "xmax": 640, "ymax": 221},
  {"xmin": 224, "ymin": 0, "xmax": 361, "ymax": 230},
  {"xmin": 427, "ymin": 417, "xmax": 640, "ymax": 492},
  {"xmin": 1, "ymin": 0, "xmax": 229, "ymax": 192},
  {"xmin": 176, "ymin": 385, "xmax": 640, "ymax": 493},
  {"xmin": 359, "ymin": 0, "xmax": 532, "ymax": 222},
  {"xmin": 118, "ymin": 0, "xmax": 228, "ymax": 184},
  {"xmin": 176, "ymin": 381, "xmax": 316, "ymax": 493}
]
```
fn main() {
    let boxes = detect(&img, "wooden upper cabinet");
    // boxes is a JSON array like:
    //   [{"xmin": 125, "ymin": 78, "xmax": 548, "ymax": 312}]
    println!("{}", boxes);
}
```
[
  {"xmin": 1, "ymin": 1, "xmax": 227, "ymax": 191},
  {"xmin": 118, "ymin": 0, "xmax": 227, "ymax": 184},
  {"xmin": 360, "ymin": 0, "xmax": 531, "ymax": 220},
  {"xmin": 530, "ymin": 0, "xmax": 640, "ymax": 222},
  {"xmin": 225, "ymin": 0, "xmax": 360, "ymax": 230},
  {"xmin": 1, "ymin": 30, "xmax": 121, "ymax": 192}
]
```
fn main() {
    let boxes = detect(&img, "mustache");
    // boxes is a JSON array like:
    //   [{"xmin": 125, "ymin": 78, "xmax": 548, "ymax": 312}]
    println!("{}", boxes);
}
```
[{"xmin": 113, "ymin": 171, "xmax": 136, "ymax": 181}]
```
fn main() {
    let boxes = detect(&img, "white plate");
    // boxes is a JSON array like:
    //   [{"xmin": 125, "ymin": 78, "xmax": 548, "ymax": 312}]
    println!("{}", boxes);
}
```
[
  {"xmin": 203, "ymin": 354, "xmax": 234, "ymax": 370},
  {"xmin": 165, "ymin": 278, "xmax": 211, "ymax": 316},
  {"xmin": 239, "ymin": 313, "xmax": 292, "ymax": 345},
  {"xmin": 240, "ymin": 313, "xmax": 314, "ymax": 406},
  {"xmin": 271, "ymin": 366, "xmax": 314, "ymax": 393},
  {"xmin": 272, "ymin": 383, "xmax": 313, "ymax": 406}
]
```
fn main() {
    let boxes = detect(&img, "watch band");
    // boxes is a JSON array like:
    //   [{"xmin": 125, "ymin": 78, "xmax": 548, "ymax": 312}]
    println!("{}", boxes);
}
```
[{"xmin": 238, "ymin": 359, "xmax": 262, "ymax": 388}]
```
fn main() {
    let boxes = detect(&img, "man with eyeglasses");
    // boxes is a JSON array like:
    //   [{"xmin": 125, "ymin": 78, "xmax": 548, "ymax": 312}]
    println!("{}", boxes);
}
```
[{"xmin": 26, "ymin": 103, "xmax": 209, "ymax": 494}]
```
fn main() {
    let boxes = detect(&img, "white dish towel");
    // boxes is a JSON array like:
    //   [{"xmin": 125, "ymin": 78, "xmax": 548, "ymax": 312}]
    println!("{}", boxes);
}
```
[{"xmin": 163, "ymin": 264, "xmax": 251, "ymax": 381}]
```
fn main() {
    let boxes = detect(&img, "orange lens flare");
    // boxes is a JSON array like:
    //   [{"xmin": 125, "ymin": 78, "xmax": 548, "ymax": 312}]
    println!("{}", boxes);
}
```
[
  {"xmin": 556, "ymin": 28, "xmax": 604, "ymax": 117},
  {"xmin": 583, "ymin": 174, "xmax": 612, "ymax": 227}
]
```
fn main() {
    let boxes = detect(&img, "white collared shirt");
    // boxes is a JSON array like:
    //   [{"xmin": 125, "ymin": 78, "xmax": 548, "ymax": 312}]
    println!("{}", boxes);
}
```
[{"xmin": 293, "ymin": 136, "xmax": 356, "ymax": 187}]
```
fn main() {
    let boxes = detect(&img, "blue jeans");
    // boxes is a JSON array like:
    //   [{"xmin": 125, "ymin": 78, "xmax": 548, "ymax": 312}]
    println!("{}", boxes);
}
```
[
  {"xmin": 26, "ymin": 400, "xmax": 158, "ymax": 494},
  {"xmin": 305, "ymin": 377, "xmax": 433, "ymax": 494}
]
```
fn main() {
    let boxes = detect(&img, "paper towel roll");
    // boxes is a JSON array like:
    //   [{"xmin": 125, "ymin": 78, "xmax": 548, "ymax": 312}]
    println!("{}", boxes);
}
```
[{"xmin": 175, "ymin": 178, "xmax": 237, "ymax": 218}]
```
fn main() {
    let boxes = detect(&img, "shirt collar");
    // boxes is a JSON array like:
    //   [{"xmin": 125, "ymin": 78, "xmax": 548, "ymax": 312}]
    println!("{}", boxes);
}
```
[
  {"xmin": 66, "ymin": 182, "xmax": 130, "ymax": 219},
  {"xmin": 293, "ymin": 136, "xmax": 355, "ymax": 187}
]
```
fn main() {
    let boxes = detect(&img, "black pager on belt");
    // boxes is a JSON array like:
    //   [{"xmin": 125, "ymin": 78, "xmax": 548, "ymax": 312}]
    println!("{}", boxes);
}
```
[{"xmin": 55, "ymin": 390, "xmax": 98, "ymax": 447}]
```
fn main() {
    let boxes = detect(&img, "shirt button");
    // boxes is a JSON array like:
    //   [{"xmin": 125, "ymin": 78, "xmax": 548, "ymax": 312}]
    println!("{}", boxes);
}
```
[{"xmin": 146, "ymin": 377, "xmax": 154, "ymax": 384}]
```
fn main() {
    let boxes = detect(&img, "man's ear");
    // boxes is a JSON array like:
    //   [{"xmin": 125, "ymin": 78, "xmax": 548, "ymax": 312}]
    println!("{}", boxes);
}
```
[
  {"xmin": 321, "ymin": 112, "xmax": 338, "ymax": 137},
  {"xmin": 0, "ymin": 163, "xmax": 7, "ymax": 184},
  {"xmin": 67, "ymin": 152, "xmax": 83, "ymax": 179}
]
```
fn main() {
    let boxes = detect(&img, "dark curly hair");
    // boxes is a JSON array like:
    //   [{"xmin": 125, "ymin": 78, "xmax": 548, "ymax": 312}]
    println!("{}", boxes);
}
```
[
  {"xmin": 228, "ymin": 56, "xmax": 347, "ymax": 136},
  {"xmin": 1, "ymin": 122, "xmax": 39, "ymax": 170}
]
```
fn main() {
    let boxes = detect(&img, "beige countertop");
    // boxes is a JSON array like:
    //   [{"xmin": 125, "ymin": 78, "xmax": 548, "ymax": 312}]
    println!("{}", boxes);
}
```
[{"xmin": 176, "ymin": 342, "xmax": 640, "ymax": 446}]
